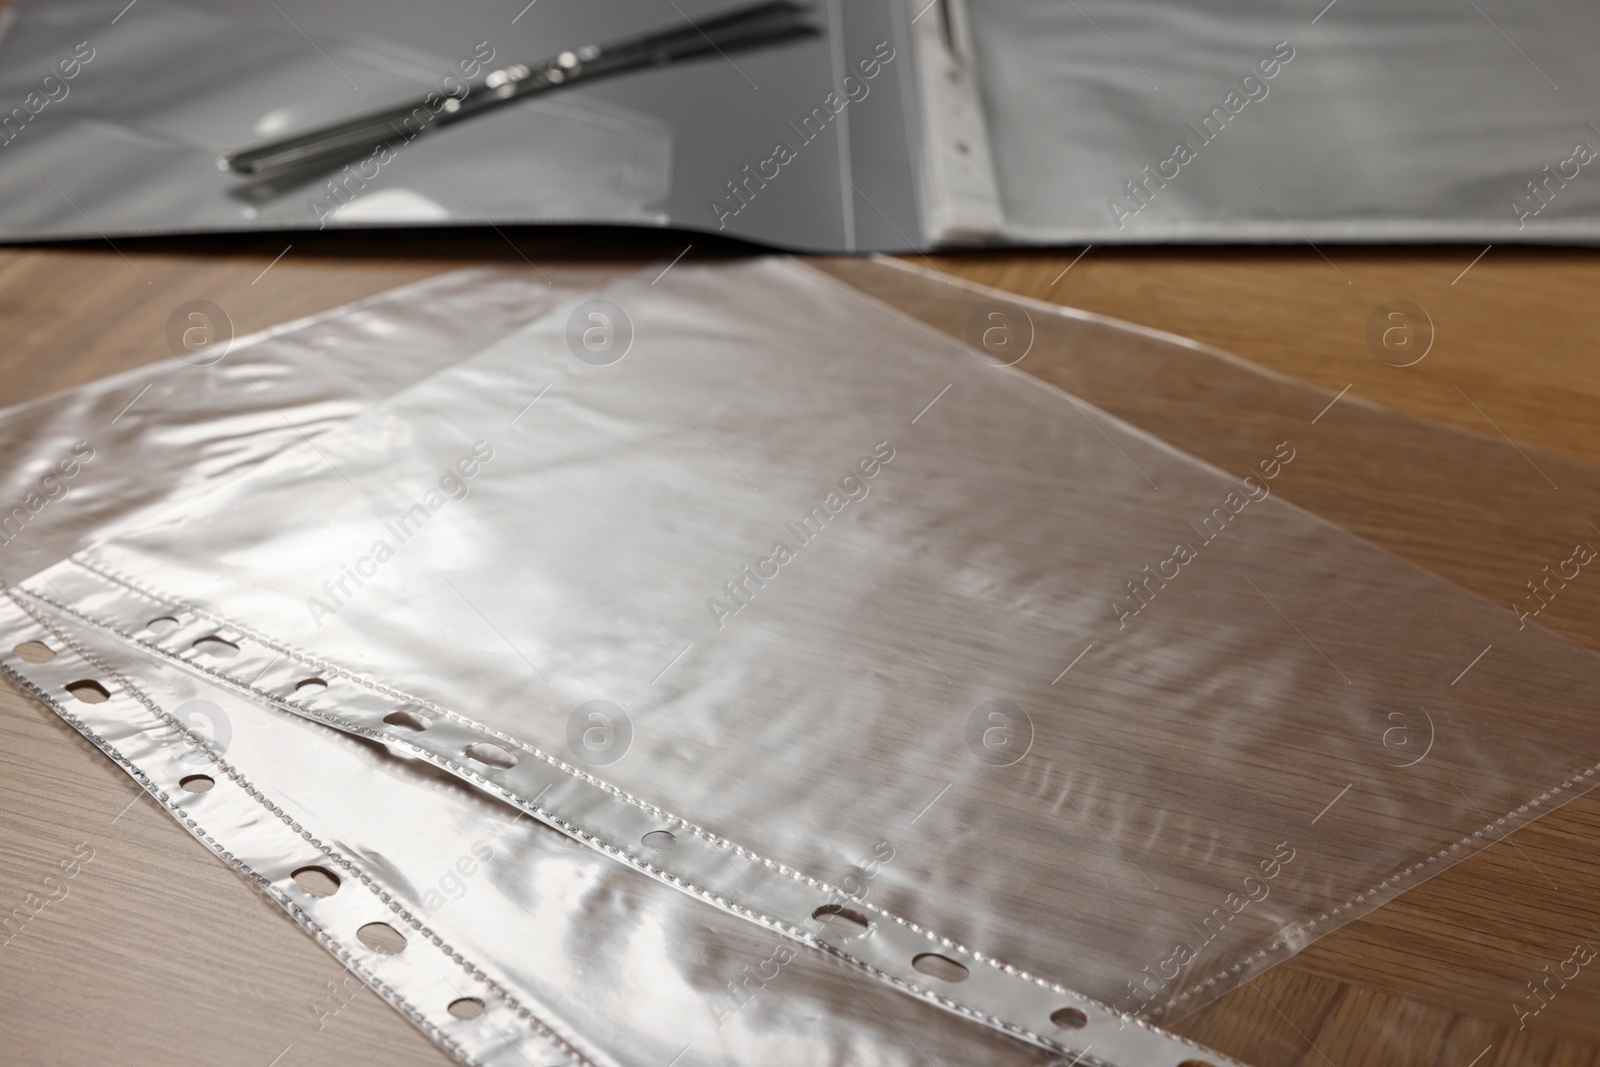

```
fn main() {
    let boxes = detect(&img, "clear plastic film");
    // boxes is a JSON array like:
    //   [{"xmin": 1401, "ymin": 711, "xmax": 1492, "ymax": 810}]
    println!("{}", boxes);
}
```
[
  {"xmin": 960, "ymin": 0, "xmax": 1600, "ymax": 243},
  {"xmin": 13, "ymin": 252, "xmax": 1600, "ymax": 1067},
  {"xmin": 0, "ymin": 262, "xmax": 622, "ymax": 583},
  {"xmin": 825, "ymin": 256, "xmax": 1600, "ymax": 664}
]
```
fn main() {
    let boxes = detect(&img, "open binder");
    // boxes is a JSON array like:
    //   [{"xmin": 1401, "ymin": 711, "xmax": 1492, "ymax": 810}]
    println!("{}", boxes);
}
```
[{"xmin": 2, "ymin": 0, "xmax": 1598, "ymax": 251}]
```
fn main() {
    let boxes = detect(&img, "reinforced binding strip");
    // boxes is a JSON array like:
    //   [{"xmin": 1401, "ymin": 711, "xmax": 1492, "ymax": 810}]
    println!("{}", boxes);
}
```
[
  {"xmin": 0, "ymin": 589, "xmax": 609, "ymax": 1067},
  {"xmin": 21, "ymin": 558, "xmax": 1255, "ymax": 1067}
]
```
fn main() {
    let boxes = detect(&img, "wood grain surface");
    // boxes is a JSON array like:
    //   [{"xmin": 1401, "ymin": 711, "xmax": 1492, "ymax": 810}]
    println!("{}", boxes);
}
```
[{"xmin": 2, "ymin": 231, "xmax": 1598, "ymax": 1067}]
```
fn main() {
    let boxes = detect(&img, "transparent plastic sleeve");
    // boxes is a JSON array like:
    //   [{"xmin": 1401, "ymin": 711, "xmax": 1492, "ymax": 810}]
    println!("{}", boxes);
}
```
[{"xmin": 21, "ymin": 254, "xmax": 1600, "ymax": 1052}]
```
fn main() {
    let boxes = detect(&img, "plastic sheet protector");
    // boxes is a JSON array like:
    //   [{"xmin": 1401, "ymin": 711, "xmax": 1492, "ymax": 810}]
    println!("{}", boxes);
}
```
[
  {"xmin": 7, "ymin": 257, "xmax": 1600, "ymax": 1066},
  {"xmin": 958, "ymin": 0, "xmax": 1600, "ymax": 244}
]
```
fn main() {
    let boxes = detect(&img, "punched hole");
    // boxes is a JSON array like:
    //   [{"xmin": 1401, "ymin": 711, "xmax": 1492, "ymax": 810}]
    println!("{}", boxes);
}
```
[
  {"xmin": 65, "ymin": 679, "xmax": 111, "ymax": 704},
  {"xmin": 447, "ymin": 997, "xmax": 486, "ymax": 1020},
  {"xmin": 464, "ymin": 742, "xmax": 516, "ymax": 769},
  {"xmin": 291, "ymin": 865, "xmax": 341, "ymax": 898},
  {"xmin": 14, "ymin": 641, "xmax": 55, "ymax": 664},
  {"xmin": 911, "ymin": 952, "xmax": 969, "ymax": 983},
  {"xmin": 294, "ymin": 677, "xmax": 328, "ymax": 694},
  {"xmin": 1050, "ymin": 1007, "xmax": 1088, "ymax": 1030},
  {"xmin": 192, "ymin": 635, "xmax": 240, "ymax": 658},
  {"xmin": 383, "ymin": 709, "xmax": 432, "ymax": 731},
  {"xmin": 812, "ymin": 904, "xmax": 871, "ymax": 940},
  {"xmin": 356, "ymin": 922, "xmax": 406, "ymax": 955},
  {"xmin": 179, "ymin": 774, "xmax": 215, "ymax": 793},
  {"xmin": 147, "ymin": 616, "xmax": 179, "ymax": 634},
  {"xmin": 641, "ymin": 830, "xmax": 676, "ymax": 851}
]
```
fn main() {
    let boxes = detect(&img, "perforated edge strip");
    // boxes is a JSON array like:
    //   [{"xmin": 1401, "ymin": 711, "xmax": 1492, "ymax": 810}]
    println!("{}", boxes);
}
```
[
  {"xmin": 0, "ymin": 587, "xmax": 615, "ymax": 1067},
  {"xmin": 906, "ymin": 0, "xmax": 1006, "ymax": 244}
]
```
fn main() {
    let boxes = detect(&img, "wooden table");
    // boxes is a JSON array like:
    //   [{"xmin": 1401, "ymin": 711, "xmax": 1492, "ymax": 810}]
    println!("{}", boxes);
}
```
[{"xmin": 2, "ymin": 231, "xmax": 1597, "ymax": 1067}]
